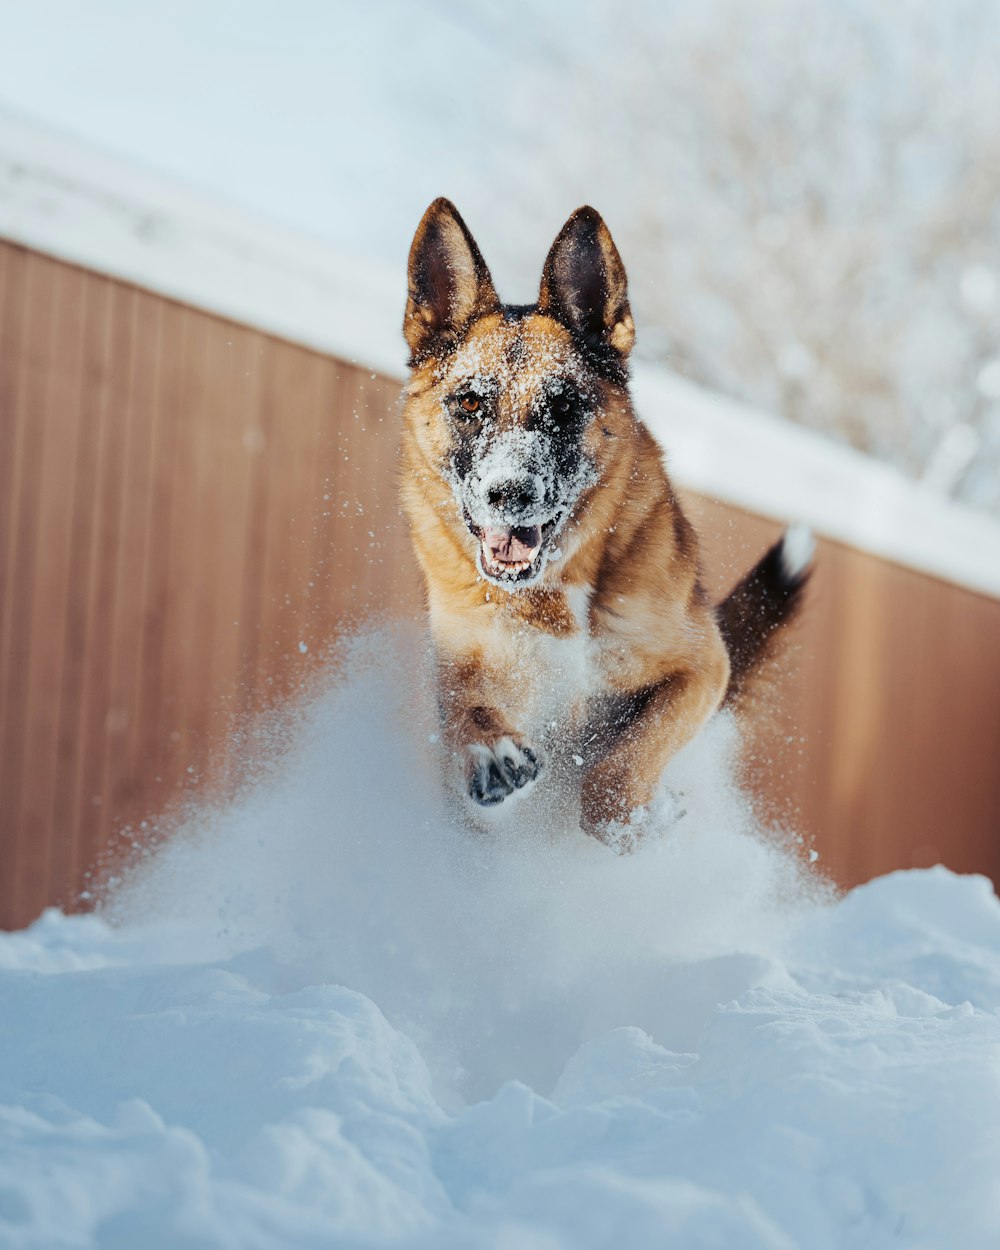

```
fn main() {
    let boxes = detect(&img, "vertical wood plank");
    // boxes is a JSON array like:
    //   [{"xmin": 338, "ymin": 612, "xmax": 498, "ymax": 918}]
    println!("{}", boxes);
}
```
[
  {"xmin": 0, "ymin": 244, "xmax": 27, "ymax": 919},
  {"xmin": 2, "ymin": 254, "xmax": 60, "ymax": 924},
  {"xmin": 197, "ymin": 322, "xmax": 262, "ymax": 759},
  {"xmin": 70, "ymin": 279, "xmax": 138, "ymax": 897},
  {"xmin": 97, "ymin": 290, "xmax": 164, "ymax": 852},
  {"xmin": 20, "ymin": 258, "xmax": 88, "ymax": 911},
  {"xmin": 123, "ymin": 296, "xmax": 167, "ymax": 802},
  {"xmin": 46, "ymin": 272, "xmax": 112, "ymax": 918}
]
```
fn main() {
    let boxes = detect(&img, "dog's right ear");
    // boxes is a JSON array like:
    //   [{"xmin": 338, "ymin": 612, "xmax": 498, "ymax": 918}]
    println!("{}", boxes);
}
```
[
  {"xmin": 404, "ymin": 199, "xmax": 499, "ymax": 365},
  {"xmin": 538, "ymin": 207, "xmax": 634, "ymax": 363}
]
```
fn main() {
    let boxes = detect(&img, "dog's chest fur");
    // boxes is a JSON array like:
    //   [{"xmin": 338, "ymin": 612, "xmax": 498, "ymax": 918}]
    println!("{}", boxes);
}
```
[{"xmin": 470, "ymin": 582, "xmax": 605, "ymax": 739}]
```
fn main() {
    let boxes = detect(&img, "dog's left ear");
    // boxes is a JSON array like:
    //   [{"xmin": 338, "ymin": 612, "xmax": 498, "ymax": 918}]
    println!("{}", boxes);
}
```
[
  {"xmin": 538, "ymin": 207, "xmax": 634, "ymax": 359},
  {"xmin": 404, "ymin": 198, "xmax": 499, "ymax": 364}
]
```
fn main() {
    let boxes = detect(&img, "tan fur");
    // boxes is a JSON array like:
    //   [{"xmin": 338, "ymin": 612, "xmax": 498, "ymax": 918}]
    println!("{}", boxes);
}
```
[{"xmin": 399, "ymin": 200, "xmax": 758, "ymax": 845}]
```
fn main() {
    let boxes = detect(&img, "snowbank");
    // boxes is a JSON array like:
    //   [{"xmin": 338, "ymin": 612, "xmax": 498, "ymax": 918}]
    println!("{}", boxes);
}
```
[{"xmin": 1, "ymin": 632, "xmax": 999, "ymax": 1248}]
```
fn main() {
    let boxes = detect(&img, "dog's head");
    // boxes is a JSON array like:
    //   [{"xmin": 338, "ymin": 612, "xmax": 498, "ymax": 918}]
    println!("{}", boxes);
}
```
[{"xmin": 401, "ymin": 199, "xmax": 636, "ymax": 590}]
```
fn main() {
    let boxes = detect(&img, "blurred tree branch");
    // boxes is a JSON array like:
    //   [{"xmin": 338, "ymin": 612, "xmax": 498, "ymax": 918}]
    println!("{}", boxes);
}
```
[{"xmin": 479, "ymin": 0, "xmax": 1000, "ymax": 513}]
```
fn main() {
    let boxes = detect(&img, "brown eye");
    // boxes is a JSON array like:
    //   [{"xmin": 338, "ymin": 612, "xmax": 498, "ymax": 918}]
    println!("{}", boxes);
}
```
[{"xmin": 459, "ymin": 394, "xmax": 481, "ymax": 415}]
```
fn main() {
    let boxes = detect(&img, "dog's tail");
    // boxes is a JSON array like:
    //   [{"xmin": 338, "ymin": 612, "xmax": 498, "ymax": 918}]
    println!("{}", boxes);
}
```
[{"xmin": 715, "ymin": 524, "xmax": 814, "ymax": 708}]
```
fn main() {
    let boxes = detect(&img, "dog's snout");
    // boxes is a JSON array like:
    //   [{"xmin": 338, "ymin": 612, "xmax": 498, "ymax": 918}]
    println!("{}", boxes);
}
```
[{"xmin": 485, "ymin": 477, "xmax": 542, "ymax": 514}]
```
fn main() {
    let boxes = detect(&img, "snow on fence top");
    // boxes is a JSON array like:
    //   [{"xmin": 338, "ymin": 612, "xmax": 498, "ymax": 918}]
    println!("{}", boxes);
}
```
[{"xmin": 3, "ymin": 110, "xmax": 998, "ymax": 599}]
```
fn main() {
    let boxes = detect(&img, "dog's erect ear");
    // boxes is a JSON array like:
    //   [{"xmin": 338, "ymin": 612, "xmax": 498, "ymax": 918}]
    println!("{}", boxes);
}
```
[
  {"xmin": 538, "ymin": 207, "xmax": 634, "ymax": 360},
  {"xmin": 404, "ymin": 198, "xmax": 499, "ymax": 364}
]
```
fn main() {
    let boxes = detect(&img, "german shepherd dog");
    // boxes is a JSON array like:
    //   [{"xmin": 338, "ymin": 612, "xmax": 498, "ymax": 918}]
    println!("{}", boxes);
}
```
[{"xmin": 400, "ymin": 198, "xmax": 810, "ymax": 847}]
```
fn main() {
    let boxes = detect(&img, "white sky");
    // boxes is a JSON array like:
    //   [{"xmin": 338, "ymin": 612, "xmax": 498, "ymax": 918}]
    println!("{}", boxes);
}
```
[{"xmin": 0, "ymin": 0, "xmax": 589, "ymax": 288}]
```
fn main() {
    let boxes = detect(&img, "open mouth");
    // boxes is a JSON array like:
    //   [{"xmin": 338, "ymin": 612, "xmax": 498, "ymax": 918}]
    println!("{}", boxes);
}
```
[{"xmin": 469, "ymin": 520, "xmax": 555, "ymax": 586}]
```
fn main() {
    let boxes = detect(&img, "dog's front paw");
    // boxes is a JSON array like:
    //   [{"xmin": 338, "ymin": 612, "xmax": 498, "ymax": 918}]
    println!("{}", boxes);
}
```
[{"xmin": 467, "ymin": 737, "xmax": 543, "ymax": 807}]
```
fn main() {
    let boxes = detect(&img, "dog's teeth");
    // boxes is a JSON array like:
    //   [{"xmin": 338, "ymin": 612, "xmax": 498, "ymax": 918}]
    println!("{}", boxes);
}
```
[{"xmin": 482, "ymin": 546, "xmax": 540, "ymax": 580}]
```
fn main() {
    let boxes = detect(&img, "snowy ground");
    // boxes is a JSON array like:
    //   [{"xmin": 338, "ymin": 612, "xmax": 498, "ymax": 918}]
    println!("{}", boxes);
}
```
[{"xmin": 2, "ymin": 633, "xmax": 999, "ymax": 1248}]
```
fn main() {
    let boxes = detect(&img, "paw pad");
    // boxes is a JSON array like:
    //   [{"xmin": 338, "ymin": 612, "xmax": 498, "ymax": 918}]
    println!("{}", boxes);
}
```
[{"xmin": 467, "ymin": 737, "xmax": 542, "ymax": 807}]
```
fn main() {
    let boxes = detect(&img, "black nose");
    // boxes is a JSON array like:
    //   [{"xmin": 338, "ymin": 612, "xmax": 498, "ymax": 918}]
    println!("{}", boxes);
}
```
[{"xmin": 486, "ymin": 479, "xmax": 540, "ymax": 512}]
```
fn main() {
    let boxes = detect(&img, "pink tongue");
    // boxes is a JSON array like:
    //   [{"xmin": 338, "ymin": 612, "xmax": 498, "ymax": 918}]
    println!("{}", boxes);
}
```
[{"xmin": 483, "ymin": 525, "xmax": 541, "ymax": 563}]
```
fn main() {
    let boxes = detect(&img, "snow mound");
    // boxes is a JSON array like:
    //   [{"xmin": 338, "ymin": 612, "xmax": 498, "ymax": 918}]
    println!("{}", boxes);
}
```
[{"xmin": 2, "ymin": 629, "xmax": 999, "ymax": 1248}]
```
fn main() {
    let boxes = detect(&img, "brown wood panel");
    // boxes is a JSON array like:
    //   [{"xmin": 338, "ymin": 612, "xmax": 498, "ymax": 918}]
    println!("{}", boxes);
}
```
[
  {"xmin": 689, "ymin": 492, "xmax": 1000, "ymax": 887},
  {"xmin": 20, "ymin": 258, "xmax": 88, "ymax": 911},
  {"xmin": 0, "ymin": 241, "xmax": 431, "ymax": 926},
  {"xmin": 1, "ymin": 237, "xmax": 999, "ymax": 928},
  {"xmin": 124, "ymin": 297, "xmax": 187, "ymax": 846},
  {"xmin": 70, "ymin": 275, "xmax": 136, "ymax": 909},
  {"xmin": 46, "ymin": 272, "xmax": 112, "ymax": 908},
  {"xmin": 2, "ymin": 252, "xmax": 59, "ymax": 922}
]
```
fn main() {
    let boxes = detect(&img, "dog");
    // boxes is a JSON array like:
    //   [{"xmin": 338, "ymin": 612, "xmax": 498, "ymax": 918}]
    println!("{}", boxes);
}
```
[{"xmin": 399, "ymin": 198, "xmax": 811, "ymax": 846}]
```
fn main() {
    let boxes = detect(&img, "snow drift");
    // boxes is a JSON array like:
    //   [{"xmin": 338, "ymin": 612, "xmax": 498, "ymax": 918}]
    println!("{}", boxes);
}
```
[{"xmin": 2, "ymin": 630, "xmax": 999, "ymax": 1248}]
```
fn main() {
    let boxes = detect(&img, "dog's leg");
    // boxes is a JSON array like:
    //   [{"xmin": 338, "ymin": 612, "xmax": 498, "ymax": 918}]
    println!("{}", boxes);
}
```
[
  {"xmin": 437, "ymin": 655, "xmax": 543, "ymax": 809},
  {"xmin": 580, "ymin": 639, "xmax": 729, "ymax": 847}
]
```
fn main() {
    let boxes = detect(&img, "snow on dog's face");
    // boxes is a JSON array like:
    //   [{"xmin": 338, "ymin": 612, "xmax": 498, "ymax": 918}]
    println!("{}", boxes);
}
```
[
  {"xmin": 435, "ymin": 317, "xmax": 599, "ymax": 588},
  {"xmin": 402, "ymin": 199, "xmax": 636, "ymax": 591}
]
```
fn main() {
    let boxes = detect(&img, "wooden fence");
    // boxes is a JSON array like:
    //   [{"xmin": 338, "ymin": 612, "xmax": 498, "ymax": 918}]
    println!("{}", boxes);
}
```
[{"xmin": 2, "ymin": 239, "xmax": 999, "ymax": 929}]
